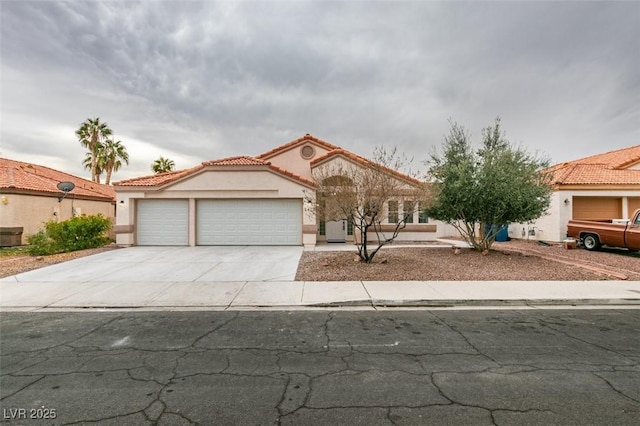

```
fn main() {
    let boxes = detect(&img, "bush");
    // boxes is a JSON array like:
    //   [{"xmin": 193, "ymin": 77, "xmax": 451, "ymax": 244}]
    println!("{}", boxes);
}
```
[{"xmin": 27, "ymin": 214, "xmax": 111, "ymax": 255}]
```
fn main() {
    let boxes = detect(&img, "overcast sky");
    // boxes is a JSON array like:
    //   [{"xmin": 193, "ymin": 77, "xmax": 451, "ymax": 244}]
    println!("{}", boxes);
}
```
[{"xmin": 1, "ymin": 1, "xmax": 638, "ymax": 182}]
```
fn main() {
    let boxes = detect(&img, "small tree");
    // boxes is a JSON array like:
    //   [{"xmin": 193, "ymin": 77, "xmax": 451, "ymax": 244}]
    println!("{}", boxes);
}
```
[
  {"xmin": 426, "ymin": 117, "xmax": 553, "ymax": 252},
  {"xmin": 309, "ymin": 147, "xmax": 428, "ymax": 263},
  {"xmin": 152, "ymin": 156, "xmax": 176, "ymax": 174}
]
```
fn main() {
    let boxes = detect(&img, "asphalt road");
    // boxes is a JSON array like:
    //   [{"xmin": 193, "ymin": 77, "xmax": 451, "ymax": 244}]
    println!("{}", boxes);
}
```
[{"xmin": 1, "ymin": 309, "xmax": 639, "ymax": 425}]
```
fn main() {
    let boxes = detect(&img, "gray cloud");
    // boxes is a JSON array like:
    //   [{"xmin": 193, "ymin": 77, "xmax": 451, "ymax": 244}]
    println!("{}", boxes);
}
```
[{"xmin": 1, "ymin": 1, "xmax": 638, "ymax": 181}]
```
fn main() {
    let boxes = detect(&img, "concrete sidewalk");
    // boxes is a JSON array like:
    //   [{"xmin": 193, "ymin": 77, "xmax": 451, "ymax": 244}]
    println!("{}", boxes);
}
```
[{"xmin": 1, "ymin": 279, "xmax": 639, "ymax": 311}]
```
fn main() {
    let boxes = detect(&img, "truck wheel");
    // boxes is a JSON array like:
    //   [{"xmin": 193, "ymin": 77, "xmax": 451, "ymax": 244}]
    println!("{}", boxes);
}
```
[{"xmin": 582, "ymin": 234, "xmax": 601, "ymax": 251}]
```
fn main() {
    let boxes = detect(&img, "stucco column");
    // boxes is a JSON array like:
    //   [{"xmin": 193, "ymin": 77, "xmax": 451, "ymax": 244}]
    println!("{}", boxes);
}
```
[
  {"xmin": 189, "ymin": 198, "xmax": 196, "ymax": 246},
  {"xmin": 622, "ymin": 197, "xmax": 629, "ymax": 219}
]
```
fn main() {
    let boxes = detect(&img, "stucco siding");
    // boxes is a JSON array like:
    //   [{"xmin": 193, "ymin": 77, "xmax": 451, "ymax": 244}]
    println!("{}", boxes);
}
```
[
  {"xmin": 266, "ymin": 144, "xmax": 333, "ymax": 179},
  {"xmin": 509, "ymin": 190, "xmax": 640, "ymax": 243},
  {"xmin": 0, "ymin": 194, "xmax": 114, "ymax": 244}
]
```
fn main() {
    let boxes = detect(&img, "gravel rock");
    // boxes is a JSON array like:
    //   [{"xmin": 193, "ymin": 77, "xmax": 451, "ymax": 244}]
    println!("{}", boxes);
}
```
[{"xmin": 296, "ymin": 240, "xmax": 640, "ymax": 281}]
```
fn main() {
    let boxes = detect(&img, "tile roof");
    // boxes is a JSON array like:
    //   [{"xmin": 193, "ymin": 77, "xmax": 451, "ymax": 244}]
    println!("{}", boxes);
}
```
[
  {"xmin": 114, "ymin": 135, "xmax": 420, "ymax": 189},
  {"xmin": 113, "ymin": 165, "xmax": 204, "ymax": 187},
  {"xmin": 549, "ymin": 145, "xmax": 640, "ymax": 186},
  {"xmin": 114, "ymin": 156, "xmax": 316, "ymax": 188},
  {"xmin": 561, "ymin": 145, "xmax": 640, "ymax": 169},
  {"xmin": 203, "ymin": 156, "xmax": 268, "ymax": 166},
  {"xmin": 0, "ymin": 157, "xmax": 115, "ymax": 200},
  {"xmin": 257, "ymin": 134, "xmax": 340, "ymax": 160},
  {"xmin": 311, "ymin": 149, "xmax": 424, "ymax": 186}
]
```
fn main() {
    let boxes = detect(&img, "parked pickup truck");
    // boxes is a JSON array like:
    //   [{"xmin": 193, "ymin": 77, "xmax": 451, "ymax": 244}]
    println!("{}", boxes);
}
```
[{"xmin": 567, "ymin": 209, "xmax": 640, "ymax": 251}]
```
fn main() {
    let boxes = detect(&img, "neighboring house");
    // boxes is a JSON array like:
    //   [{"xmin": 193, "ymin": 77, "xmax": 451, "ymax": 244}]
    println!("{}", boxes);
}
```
[
  {"xmin": 0, "ymin": 158, "xmax": 116, "ymax": 246},
  {"xmin": 509, "ymin": 145, "xmax": 640, "ymax": 243},
  {"xmin": 113, "ymin": 134, "xmax": 450, "ymax": 247}
]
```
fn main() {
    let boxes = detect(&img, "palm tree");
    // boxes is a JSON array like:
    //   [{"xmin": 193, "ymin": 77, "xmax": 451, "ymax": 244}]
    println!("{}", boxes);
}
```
[
  {"xmin": 76, "ymin": 117, "xmax": 112, "ymax": 182},
  {"xmin": 152, "ymin": 156, "xmax": 176, "ymax": 174},
  {"xmin": 82, "ymin": 146, "xmax": 105, "ymax": 184},
  {"xmin": 101, "ymin": 139, "xmax": 129, "ymax": 185}
]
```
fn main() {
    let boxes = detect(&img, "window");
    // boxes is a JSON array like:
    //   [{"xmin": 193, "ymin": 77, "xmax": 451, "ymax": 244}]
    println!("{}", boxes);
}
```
[
  {"xmin": 419, "ymin": 202, "xmax": 429, "ymax": 223},
  {"xmin": 319, "ymin": 220, "xmax": 326, "ymax": 236},
  {"xmin": 347, "ymin": 217, "xmax": 354, "ymax": 235},
  {"xmin": 388, "ymin": 201, "xmax": 399, "ymax": 223},
  {"xmin": 403, "ymin": 201, "xmax": 415, "ymax": 224}
]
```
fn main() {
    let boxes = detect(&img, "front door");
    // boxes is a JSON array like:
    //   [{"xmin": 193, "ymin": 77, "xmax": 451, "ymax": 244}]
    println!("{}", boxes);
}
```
[{"xmin": 326, "ymin": 220, "xmax": 346, "ymax": 243}]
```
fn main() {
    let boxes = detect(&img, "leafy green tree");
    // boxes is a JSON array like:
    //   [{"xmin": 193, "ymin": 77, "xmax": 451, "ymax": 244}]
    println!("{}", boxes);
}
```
[
  {"xmin": 101, "ymin": 139, "xmax": 129, "ymax": 185},
  {"xmin": 426, "ymin": 117, "xmax": 553, "ymax": 252},
  {"xmin": 76, "ymin": 117, "xmax": 112, "ymax": 182},
  {"xmin": 152, "ymin": 156, "xmax": 176, "ymax": 174}
]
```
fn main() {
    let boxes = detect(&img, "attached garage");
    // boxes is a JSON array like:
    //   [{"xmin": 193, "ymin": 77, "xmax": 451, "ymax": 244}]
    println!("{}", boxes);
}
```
[
  {"xmin": 197, "ymin": 199, "xmax": 302, "ymax": 245},
  {"xmin": 137, "ymin": 200, "xmax": 188, "ymax": 245},
  {"xmin": 572, "ymin": 197, "xmax": 621, "ymax": 221},
  {"xmin": 628, "ymin": 198, "xmax": 640, "ymax": 218}
]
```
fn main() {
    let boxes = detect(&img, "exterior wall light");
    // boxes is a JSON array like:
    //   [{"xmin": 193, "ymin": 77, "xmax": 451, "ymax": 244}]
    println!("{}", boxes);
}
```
[
  {"xmin": 564, "ymin": 198, "xmax": 570, "ymax": 205},
  {"xmin": 0, "ymin": 195, "xmax": 7, "ymax": 205}
]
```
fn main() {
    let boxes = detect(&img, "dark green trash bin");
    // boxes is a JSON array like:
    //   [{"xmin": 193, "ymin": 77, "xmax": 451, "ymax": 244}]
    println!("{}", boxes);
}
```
[{"xmin": 0, "ymin": 227, "xmax": 24, "ymax": 247}]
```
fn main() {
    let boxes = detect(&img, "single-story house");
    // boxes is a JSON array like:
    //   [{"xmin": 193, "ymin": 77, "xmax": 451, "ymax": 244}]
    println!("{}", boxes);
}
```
[
  {"xmin": 509, "ymin": 145, "xmax": 640, "ymax": 242},
  {"xmin": 113, "ymin": 134, "xmax": 453, "ymax": 247},
  {"xmin": 0, "ymin": 157, "xmax": 116, "ymax": 246}
]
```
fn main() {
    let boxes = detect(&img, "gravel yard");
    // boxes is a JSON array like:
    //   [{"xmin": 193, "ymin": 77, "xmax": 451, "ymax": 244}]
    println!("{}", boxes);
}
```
[{"xmin": 295, "ymin": 240, "xmax": 640, "ymax": 281}]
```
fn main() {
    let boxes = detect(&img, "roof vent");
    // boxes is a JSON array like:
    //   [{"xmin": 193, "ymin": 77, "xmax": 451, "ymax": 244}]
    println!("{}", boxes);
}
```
[{"xmin": 300, "ymin": 145, "xmax": 315, "ymax": 160}]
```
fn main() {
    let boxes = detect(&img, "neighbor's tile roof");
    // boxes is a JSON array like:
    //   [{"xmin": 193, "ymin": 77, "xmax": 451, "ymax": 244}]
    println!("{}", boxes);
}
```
[
  {"xmin": 311, "ymin": 149, "xmax": 424, "ymax": 186},
  {"xmin": 549, "ymin": 145, "xmax": 640, "ymax": 186},
  {"xmin": 114, "ymin": 156, "xmax": 316, "ymax": 188},
  {"xmin": 257, "ymin": 133, "xmax": 340, "ymax": 160},
  {"xmin": 0, "ymin": 157, "xmax": 115, "ymax": 200}
]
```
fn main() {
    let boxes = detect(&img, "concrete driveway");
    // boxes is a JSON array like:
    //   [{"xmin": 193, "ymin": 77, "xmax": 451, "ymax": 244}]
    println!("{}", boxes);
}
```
[{"xmin": 3, "ymin": 246, "xmax": 304, "ymax": 283}]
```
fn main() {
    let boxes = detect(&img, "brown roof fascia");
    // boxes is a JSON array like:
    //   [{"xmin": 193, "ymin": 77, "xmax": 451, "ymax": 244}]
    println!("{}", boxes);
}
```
[
  {"xmin": 267, "ymin": 164, "xmax": 317, "ymax": 188},
  {"xmin": 1, "ymin": 187, "xmax": 116, "ymax": 203},
  {"xmin": 257, "ymin": 134, "xmax": 340, "ymax": 160}
]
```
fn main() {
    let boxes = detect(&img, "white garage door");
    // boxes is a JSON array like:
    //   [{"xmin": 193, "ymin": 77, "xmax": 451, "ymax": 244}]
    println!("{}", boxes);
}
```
[
  {"xmin": 197, "ymin": 199, "xmax": 302, "ymax": 245},
  {"xmin": 137, "ymin": 200, "xmax": 188, "ymax": 246}
]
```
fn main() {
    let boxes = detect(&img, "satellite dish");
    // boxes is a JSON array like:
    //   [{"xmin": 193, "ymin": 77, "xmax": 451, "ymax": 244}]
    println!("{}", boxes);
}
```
[
  {"xmin": 57, "ymin": 181, "xmax": 75, "ymax": 202},
  {"xmin": 57, "ymin": 181, "xmax": 75, "ymax": 193}
]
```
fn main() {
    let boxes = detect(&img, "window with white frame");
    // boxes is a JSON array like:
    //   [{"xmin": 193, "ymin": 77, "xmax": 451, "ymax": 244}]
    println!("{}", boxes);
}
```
[
  {"xmin": 419, "ymin": 201, "xmax": 429, "ymax": 223},
  {"xmin": 388, "ymin": 200, "xmax": 399, "ymax": 223},
  {"xmin": 403, "ymin": 200, "xmax": 415, "ymax": 224}
]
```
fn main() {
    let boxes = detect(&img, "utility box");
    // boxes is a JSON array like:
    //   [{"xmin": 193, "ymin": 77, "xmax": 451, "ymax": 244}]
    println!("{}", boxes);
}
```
[
  {"xmin": 563, "ymin": 239, "xmax": 577, "ymax": 250},
  {"xmin": 0, "ymin": 227, "xmax": 24, "ymax": 247}
]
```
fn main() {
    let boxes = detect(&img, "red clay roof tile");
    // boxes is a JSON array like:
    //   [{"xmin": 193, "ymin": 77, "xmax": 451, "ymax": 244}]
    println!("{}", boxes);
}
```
[
  {"xmin": 549, "ymin": 145, "xmax": 640, "ymax": 185},
  {"xmin": 257, "ymin": 134, "xmax": 340, "ymax": 160},
  {"xmin": 0, "ymin": 157, "xmax": 115, "ymax": 200},
  {"xmin": 113, "ymin": 165, "xmax": 204, "ymax": 187},
  {"xmin": 203, "ymin": 156, "xmax": 269, "ymax": 166}
]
